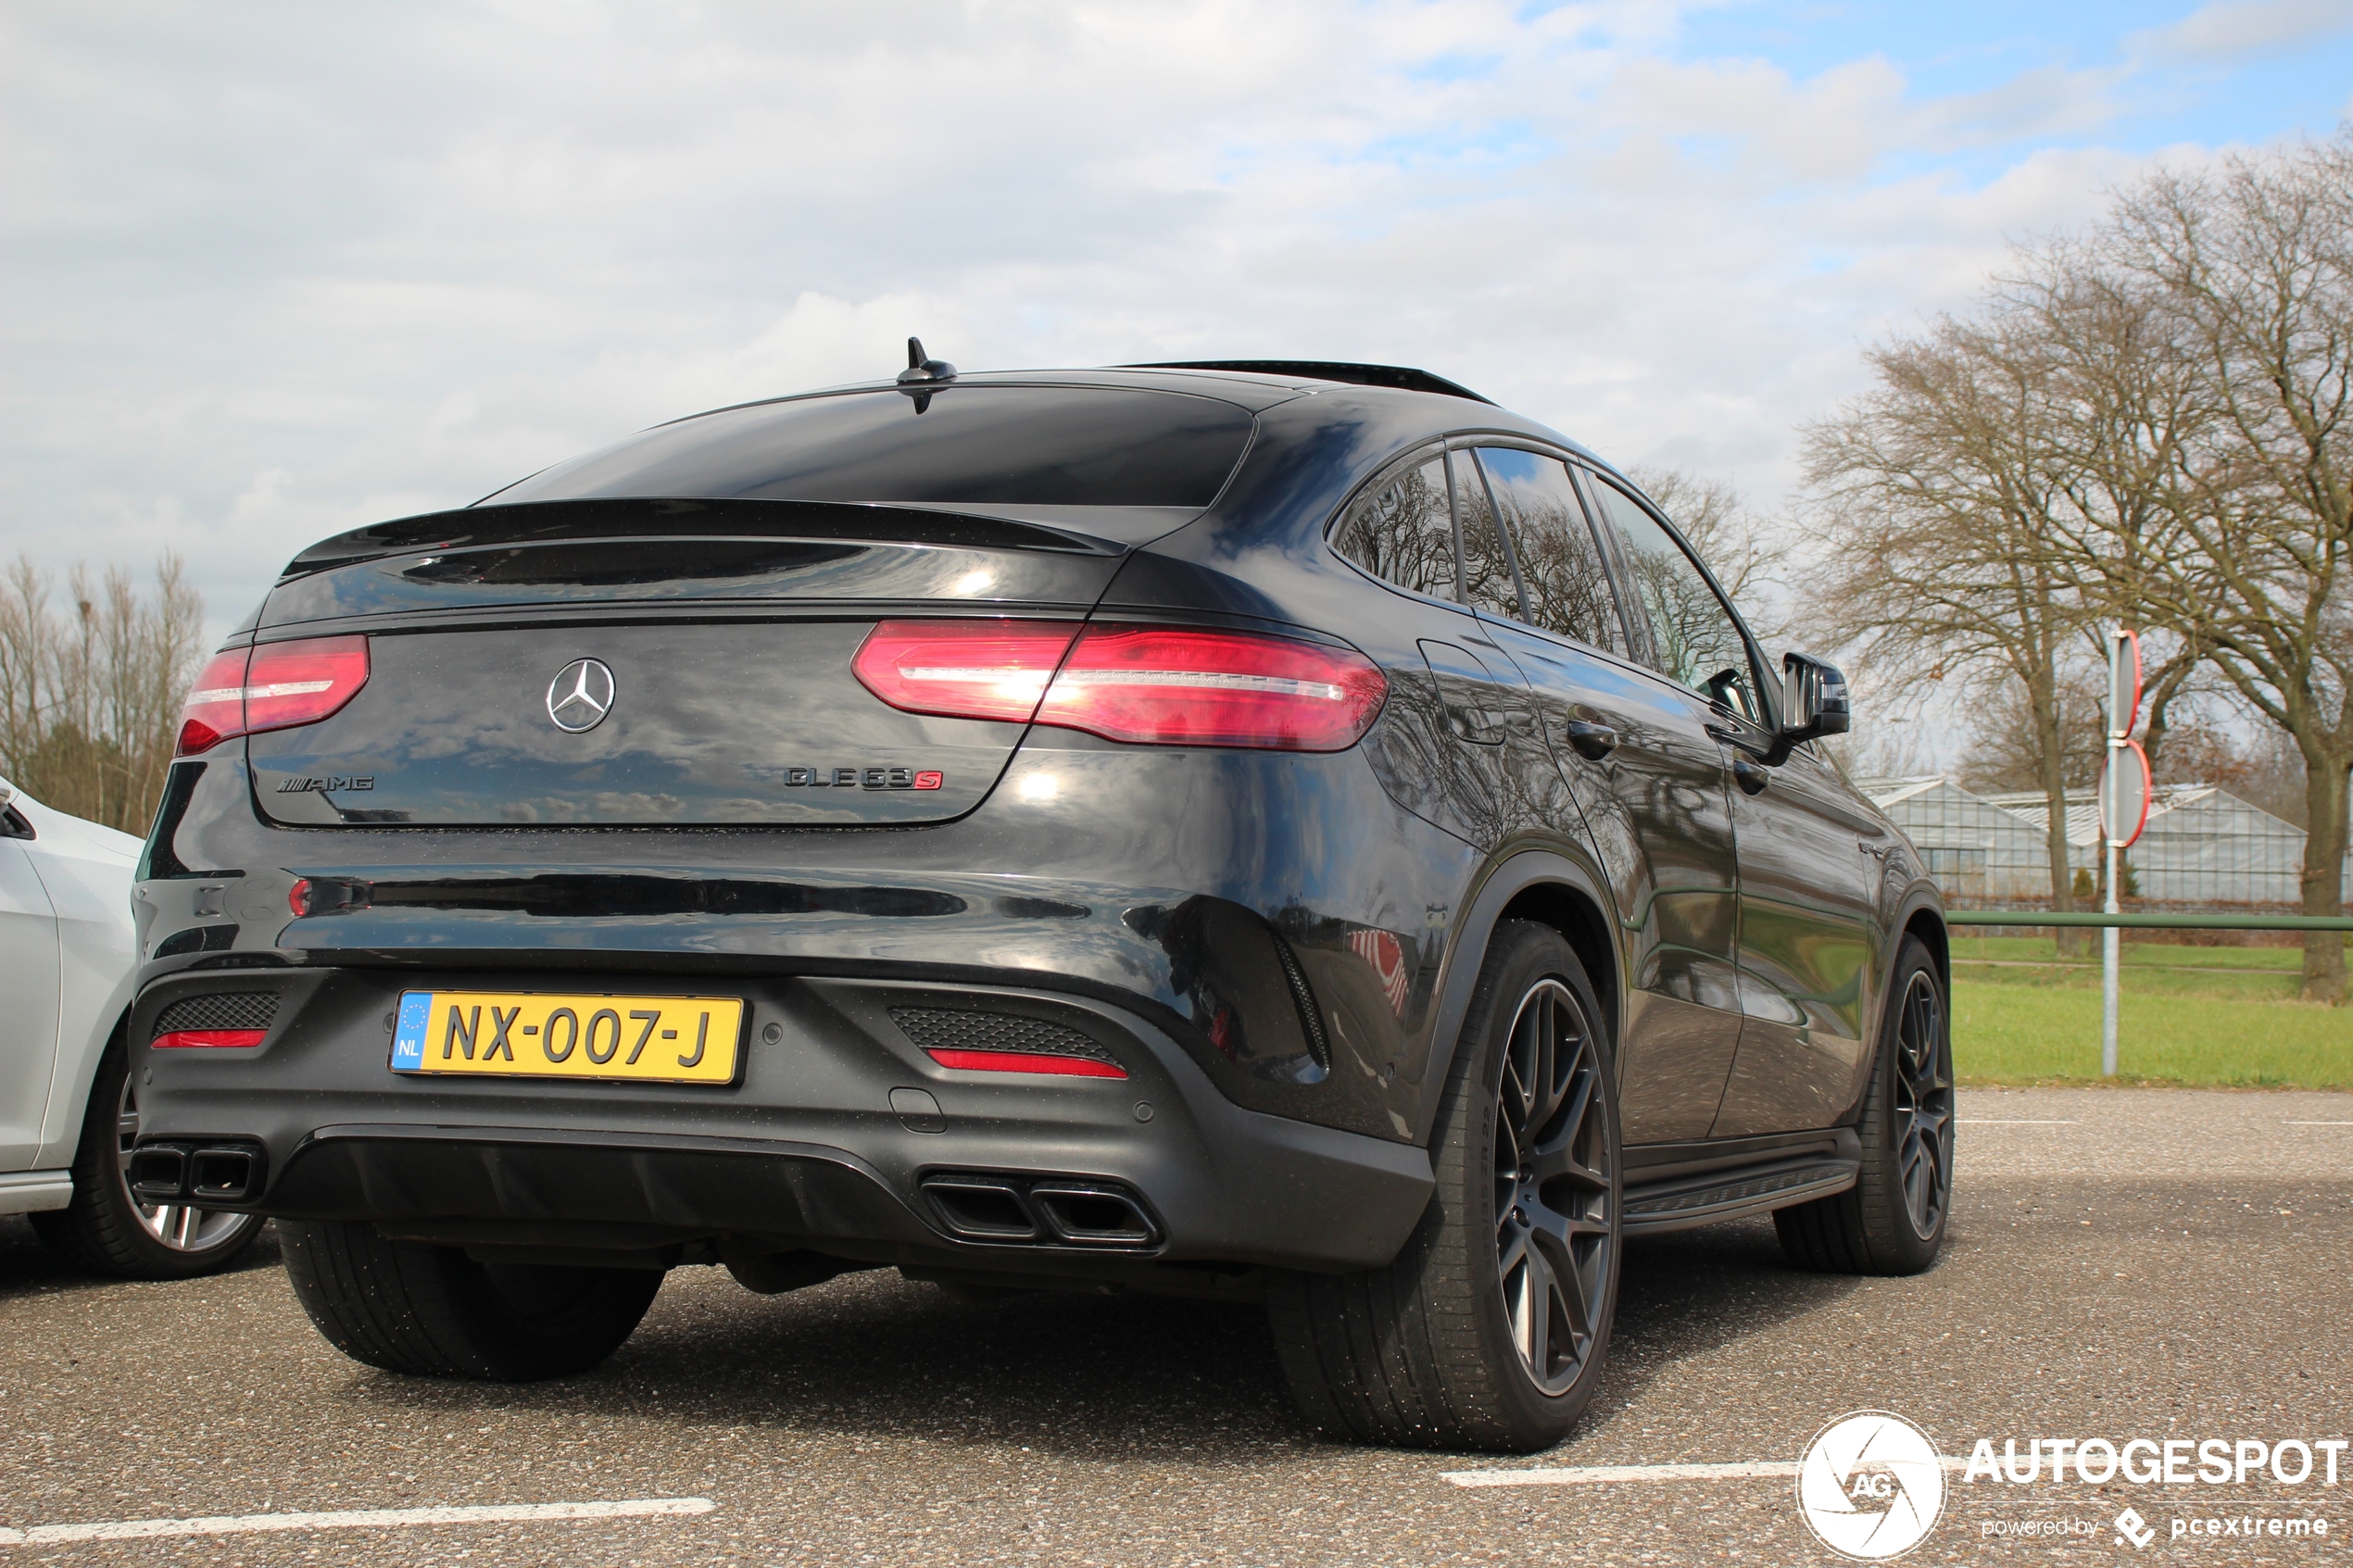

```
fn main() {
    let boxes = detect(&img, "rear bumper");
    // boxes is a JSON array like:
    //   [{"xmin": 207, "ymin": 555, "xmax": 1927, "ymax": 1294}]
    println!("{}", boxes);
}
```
[
  {"xmin": 128, "ymin": 966, "xmax": 1433, "ymax": 1277},
  {"xmin": 137, "ymin": 741, "xmax": 1483, "ymax": 1146}
]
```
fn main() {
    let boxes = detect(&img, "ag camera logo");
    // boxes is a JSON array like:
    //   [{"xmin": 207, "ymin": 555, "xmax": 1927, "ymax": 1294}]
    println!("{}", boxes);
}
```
[{"xmin": 1797, "ymin": 1411, "xmax": 1946, "ymax": 1560}]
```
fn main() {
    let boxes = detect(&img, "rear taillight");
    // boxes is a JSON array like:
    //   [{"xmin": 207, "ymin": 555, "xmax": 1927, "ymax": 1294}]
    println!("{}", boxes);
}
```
[
  {"xmin": 850, "ymin": 620, "xmax": 1080, "ymax": 724},
  {"xmin": 1039, "ymin": 624, "xmax": 1387, "ymax": 749},
  {"xmin": 853, "ymin": 621, "xmax": 1386, "ymax": 751},
  {"xmin": 177, "ymin": 649, "xmax": 250, "ymax": 756},
  {"xmin": 176, "ymin": 636, "xmax": 371, "ymax": 757}
]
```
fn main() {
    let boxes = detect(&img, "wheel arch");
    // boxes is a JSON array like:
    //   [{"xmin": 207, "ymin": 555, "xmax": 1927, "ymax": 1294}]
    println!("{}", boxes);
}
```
[
  {"xmin": 38, "ymin": 999, "xmax": 132, "ymax": 1169},
  {"xmin": 1831, "ymin": 889, "xmax": 1949, "ymax": 1127},
  {"xmin": 1902, "ymin": 902, "xmax": 1950, "ymax": 990},
  {"xmin": 1411, "ymin": 848, "xmax": 1624, "ymax": 1148}
]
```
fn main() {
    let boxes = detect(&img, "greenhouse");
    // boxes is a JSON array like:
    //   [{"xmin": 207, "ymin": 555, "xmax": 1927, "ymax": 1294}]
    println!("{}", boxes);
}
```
[
  {"xmin": 1986, "ymin": 784, "xmax": 2338, "ymax": 908},
  {"xmin": 1858, "ymin": 777, "xmax": 2053, "ymax": 900},
  {"xmin": 1863, "ymin": 776, "xmax": 2347, "ymax": 909}
]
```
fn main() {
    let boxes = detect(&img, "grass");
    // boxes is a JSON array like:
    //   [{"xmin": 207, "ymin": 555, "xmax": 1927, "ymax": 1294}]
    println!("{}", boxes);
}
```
[
  {"xmin": 1947, "ymin": 935, "xmax": 2352, "ymax": 1089},
  {"xmin": 1952, "ymin": 933, "xmax": 2320, "ymax": 972}
]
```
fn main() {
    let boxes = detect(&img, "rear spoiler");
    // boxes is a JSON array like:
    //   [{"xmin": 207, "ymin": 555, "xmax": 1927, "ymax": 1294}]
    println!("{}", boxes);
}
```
[
  {"xmin": 281, "ymin": 497, "xmax": 1124, "ymax": 578},
  {"xmin": 1126, "ymin": 360, "xmax": 1494, "ymax": 405}
]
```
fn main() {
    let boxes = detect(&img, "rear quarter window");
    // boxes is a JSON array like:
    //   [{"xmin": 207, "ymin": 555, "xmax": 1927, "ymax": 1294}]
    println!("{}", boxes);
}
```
[{"xmin": 1329, "ymin": 455, "xmax": 1455, "ymax": 601}]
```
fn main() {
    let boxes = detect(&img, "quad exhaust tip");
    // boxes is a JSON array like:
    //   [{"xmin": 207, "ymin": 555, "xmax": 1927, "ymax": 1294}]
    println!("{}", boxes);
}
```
[
  {"xmin": 130, "ymin": 1140, "xmax": 265, "ymax": 1205},
  {"xmin": 919, "ymin": 1173, "xmax": 1160, "ymax": 1249}
]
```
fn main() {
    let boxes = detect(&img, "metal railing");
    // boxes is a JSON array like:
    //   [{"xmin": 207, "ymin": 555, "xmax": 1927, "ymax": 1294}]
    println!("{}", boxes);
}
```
[{"xmin": 1946, "ymin": 911, "xmax": 2353, "ymax": 930}]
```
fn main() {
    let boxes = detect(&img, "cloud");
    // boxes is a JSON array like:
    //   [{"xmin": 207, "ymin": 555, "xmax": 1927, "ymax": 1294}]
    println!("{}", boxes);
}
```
[
  {"xmin": 0, "ymin": 1, "xmax": 2328, "ymax": 637},
  {"xmin": 2128, "ymin": 0, "xmax": 2353, "ymax": 62}
]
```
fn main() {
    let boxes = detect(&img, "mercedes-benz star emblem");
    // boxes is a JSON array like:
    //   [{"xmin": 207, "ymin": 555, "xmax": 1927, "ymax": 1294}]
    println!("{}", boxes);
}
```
[{"xmin": 546, "ymin": 658, "xmax": 615, "ymax": 733}]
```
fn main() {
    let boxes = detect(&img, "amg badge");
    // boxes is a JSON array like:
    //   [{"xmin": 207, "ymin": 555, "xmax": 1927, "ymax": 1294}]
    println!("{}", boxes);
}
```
[{"xmin": 277, "ymin": 775, "xmax": 373, "ymax": 793}]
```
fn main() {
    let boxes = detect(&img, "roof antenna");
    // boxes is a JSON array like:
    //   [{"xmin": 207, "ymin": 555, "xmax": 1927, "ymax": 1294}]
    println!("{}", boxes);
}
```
[{"xmin": 897, "ymin": 336, "xmax": 957, "ymax": 412}]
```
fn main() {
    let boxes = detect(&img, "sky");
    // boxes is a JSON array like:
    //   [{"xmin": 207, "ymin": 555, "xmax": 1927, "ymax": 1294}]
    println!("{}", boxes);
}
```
[{"xmin": 4, "ymin": 0, "xmax": 2351, "ymax": 646}]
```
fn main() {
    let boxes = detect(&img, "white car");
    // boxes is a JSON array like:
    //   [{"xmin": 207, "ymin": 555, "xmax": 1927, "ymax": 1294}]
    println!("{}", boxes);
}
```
[{"xmin": 1, "ymin": 778, "xmax": 263, "ymax": 1275}]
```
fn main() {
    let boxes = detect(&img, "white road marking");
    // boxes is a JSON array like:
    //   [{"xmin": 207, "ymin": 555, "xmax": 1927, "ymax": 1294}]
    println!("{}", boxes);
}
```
[
  {"xmin": 1442, "ymin": 1458, "xmax": 1969, "ymax": 1487},
  {"xmin": 0, "ymin": 1498, "xmax": 714, "ymax": 1546},
  {"xmin": 1956, "ymin": 1119, "xmax": 2078, "ymax": 1124},
  {"xmin": 1446, "ymin": 1461, "xmax": 1798, "ymax": 1486}
]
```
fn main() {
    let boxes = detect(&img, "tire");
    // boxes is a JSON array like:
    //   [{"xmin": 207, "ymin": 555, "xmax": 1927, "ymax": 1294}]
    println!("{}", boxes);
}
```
[
  {"xmin": 280, "ymin": 1219, "xmax": 663, "ymax": 1381},
  {"xmin": 30, "ymin": 1032, "xmax": 267, "ymax": 1280},
  {"xmin": 1266, "ymin": 921, "xmax": 1621, "ymax": 1451},
  {"xmin": 1775, "ymin": 935, "xmax": 1954, "ymax": 1276}
]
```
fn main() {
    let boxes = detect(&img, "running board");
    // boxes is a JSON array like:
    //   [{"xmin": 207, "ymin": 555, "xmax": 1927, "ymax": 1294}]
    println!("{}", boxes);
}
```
[{"xmin": 1622, "ymin": 1158, "xmax": 1858, "ymax": 1236}]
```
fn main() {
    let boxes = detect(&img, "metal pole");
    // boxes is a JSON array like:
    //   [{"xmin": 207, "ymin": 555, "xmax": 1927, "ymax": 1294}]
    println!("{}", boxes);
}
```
[
  {"xmin": 2102, "ymin": 624, "xmax": 2123, "ymax": 1080},
  {"xmin": 2102, "ymin": 839, "xmax": 2120, "ymax": 1078}
]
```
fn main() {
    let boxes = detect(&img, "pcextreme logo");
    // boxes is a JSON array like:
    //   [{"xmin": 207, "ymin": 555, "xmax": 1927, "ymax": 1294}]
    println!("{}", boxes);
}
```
[{"xmin": 1797, "ymin": 1411, "xmax": 1947, "ymax": 1560}]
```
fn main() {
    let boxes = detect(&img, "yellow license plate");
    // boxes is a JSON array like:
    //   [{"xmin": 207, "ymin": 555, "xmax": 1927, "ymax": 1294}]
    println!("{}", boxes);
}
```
[{"xmin": 390, "ymin": 990, "xmax": 744, "ymax": 1084}]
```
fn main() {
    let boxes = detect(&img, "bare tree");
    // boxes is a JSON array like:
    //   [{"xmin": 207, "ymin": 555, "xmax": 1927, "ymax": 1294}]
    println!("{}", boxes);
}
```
[
  {"xmin": 1800, "ymin": 314, "xmax": 2104, "ymax": 946},
  {"xmin": 1626, "ymin": 466, "xmax": 1783, "ymax": 638},
  {"xmin": 1953, "ymin": 656, "xmax": 2108, "ymax": 796},
  {"xmin": 1989, "ymin": 232, "xmax": 2216, "ymax": 785},
  {"xmin": 0, "ymin": 553, "xmax": 204, "ymax": 834},
  {"xmin": 2082, "ymin": 136, "xmax": 2353, "ymax": 1001}
]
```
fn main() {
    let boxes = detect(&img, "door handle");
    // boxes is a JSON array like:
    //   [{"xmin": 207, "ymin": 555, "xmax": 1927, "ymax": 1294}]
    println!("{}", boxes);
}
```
[
  {"xmin": 1732, "ymin": 759, "xmax": 1769, "ymax": 796},
  {"xmin": 1562, "ymin": 720, "xmax": 1617, "ymax": 761}
]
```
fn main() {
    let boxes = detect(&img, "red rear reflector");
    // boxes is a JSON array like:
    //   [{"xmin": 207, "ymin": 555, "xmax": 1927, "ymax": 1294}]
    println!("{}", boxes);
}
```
[
  {"xmin": 852, "ymin": 620, "xmax": 1081, "ymax": 724},
  {"xmin": 176, "ymin": 636, "xmax": 371, "ymax": 757},
  {"xmin": 1036, "ymin": 624, "xmax": 1386, "ymax": 750},
  {"xmin": 153, "ymin": 1029, "xmax": 267, "ymax": 1049},
  {"xmin": 924, "ymin": 1047, "xmax": 1127, "ymax": 1079}
]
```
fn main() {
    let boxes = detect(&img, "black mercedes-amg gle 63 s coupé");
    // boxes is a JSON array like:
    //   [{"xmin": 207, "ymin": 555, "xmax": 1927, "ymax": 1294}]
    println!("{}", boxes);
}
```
[{"xmin": 128, "ymin": 349, "xmax": 1952, "ymax": 1451}]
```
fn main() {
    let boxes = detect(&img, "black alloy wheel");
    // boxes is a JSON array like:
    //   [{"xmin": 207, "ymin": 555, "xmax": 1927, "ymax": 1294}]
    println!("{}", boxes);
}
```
[
  {"xmin": 1890, "ymin": 968, "xmax": 1954, "ymax": 1240},
  {"xmin": 1774, "ymin": 935, "xmax": 1954, "ymax": 1275},
  {"xmin": 1266, "ymin": 921, "xmax": 1621, "ymax": 1451},
  {"xmin": 1492, "ymin": 977, "xmax": 1614, "ymax": 1396}
]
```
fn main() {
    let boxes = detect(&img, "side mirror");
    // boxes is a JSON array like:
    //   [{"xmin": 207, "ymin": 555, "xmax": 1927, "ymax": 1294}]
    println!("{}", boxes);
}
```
[{"xmin": 1763, "ymin": 652, "xmax": 1849, "ymax": 764}]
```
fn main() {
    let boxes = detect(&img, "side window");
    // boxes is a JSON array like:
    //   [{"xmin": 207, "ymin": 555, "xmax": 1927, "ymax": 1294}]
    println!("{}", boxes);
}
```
[
  {"xmin": 1587, "ymin": 476, "xmax": 1764, "ymax": 725},
  {"xmin": 1330, "ymin": 455, "xmax": 1455, "ymax": 601},
  {"xmin": 1473, "ymin": 448, "xmax": 1627, "ymax": 656},
  {"xmin": 1449, "ymin": 450, "xmax": 1523, "ymax": 621}
]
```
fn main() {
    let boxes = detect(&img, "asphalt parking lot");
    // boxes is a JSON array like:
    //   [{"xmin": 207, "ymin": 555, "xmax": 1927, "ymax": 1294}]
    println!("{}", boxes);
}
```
[{"xmin": 4, "ymin": 1086, "xmax": 2347, "ymax": 1566}]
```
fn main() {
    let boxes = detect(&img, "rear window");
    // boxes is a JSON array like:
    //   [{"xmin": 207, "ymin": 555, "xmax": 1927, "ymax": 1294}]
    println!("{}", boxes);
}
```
[{"xmin": 487, "ymin": 386, "xmax": 1255, "ymax": 508}]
